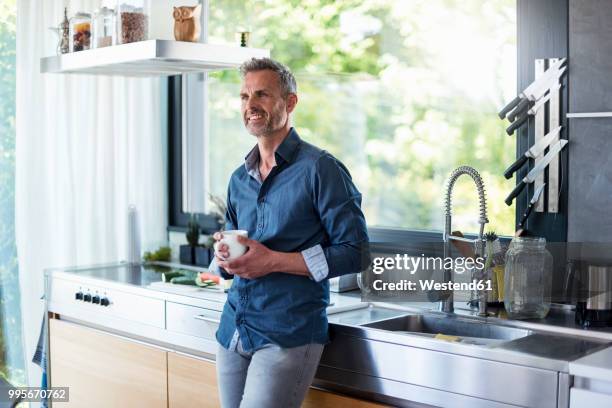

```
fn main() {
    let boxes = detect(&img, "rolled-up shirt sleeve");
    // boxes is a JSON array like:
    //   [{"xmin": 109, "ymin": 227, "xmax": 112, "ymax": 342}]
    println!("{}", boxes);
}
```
[
  {"xmin": 301, "ymin": 244, "xmax": 329, "ymax": 282},
  {"xmin": 309, "ymin": 153, "xmax": 370, "ymax": 280}
]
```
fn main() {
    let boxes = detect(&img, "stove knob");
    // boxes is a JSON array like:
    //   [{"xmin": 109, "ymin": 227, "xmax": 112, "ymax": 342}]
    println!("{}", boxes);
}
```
[
  {"xmin": 100, "ymin": 297, "xmax": 110, "ymax": 307},
  {"xmin": 92, "ymin": 295, "xmax": 100, "ymax": 304},
  {"xmin": 75, "ymin": 292, "xmax": 83, "ymax": 300},
  {"xmin": 83, "ymin": 293, "xmax": 92, "ymax": 302}
]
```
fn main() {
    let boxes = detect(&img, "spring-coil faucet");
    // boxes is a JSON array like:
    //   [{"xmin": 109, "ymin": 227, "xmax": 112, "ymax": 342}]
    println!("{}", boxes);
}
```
[{"xmin": 440, "ymin": 166, "xmax": 489, "ymax": 314}]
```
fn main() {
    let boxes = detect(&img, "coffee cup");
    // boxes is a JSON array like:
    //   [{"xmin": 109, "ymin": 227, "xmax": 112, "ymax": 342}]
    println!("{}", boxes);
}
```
[{"xmin": 214, "ymin": 230, "xmax": 248, "ymax": 261}]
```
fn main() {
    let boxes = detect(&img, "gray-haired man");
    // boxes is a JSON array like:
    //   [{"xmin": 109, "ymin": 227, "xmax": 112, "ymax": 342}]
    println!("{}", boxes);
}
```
[{"xmin": 211, "ymin": 58, "xmax": 369, "ymax": 407}]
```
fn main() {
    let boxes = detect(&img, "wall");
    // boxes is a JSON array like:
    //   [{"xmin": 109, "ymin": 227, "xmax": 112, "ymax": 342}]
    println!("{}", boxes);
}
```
[{"xmin": 568, "ymin": 0, "xmax": 612, "ymax": 244}]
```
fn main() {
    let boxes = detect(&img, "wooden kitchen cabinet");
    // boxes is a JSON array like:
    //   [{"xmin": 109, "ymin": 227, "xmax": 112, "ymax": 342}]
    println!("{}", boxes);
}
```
[
  {"xmin": 49, "ymin": 318, "xmax": 387, "ymax": 408},
  {"xmin": 303, "ymin": 388, "xmax": 390, "ymax": 408},
  {"xmin": 168, "ymin": 352, "xmax": 220, "ymax": 407},
  {"xmin": 49, "ymin": 318, "xmax": 168, "ymax": 408}
]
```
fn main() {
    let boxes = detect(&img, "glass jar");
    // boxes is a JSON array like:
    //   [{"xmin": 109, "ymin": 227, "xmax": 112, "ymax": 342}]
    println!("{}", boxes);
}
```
[
  {"xmin": 93, "ymin": 7, "xmax": 116, "ymax": 48},
  {"xmin": 70, "ymin": 12, "xmax": 92, "ymax": 52},
  {"xmin": 116, "ymin": 1, "xmax": 150, "ymax": 44},
  {"xmin": 504, "ymin": 237, "xmax": 553, "ymax": 319}
]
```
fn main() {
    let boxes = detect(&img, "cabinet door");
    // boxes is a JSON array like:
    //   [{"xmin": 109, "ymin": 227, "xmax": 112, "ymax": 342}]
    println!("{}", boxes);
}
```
[
  {"xmin": 49, "ymin": 318, "xmax": 167, "ymax": 408},
  {"xmin": 168, "ymin": 352, "xmax": 220, "ymax": 408},
  {"xmin": 303, "ymin": 388, "xmax": 390, "ymax": 408}
]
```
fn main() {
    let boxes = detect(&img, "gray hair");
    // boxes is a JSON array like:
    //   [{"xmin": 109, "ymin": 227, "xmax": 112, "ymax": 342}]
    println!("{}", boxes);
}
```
[{"xmin": 239, "ymin": 57, "xmax": 297, "ymax": 97}]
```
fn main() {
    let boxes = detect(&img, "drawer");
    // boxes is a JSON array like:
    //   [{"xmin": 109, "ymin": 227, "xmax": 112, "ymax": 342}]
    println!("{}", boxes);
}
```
[
  {"xmin": 166, "ymin": 302, "xmax": 221, "ymax": 340},
  {"xmin": 49, "ymin": 277, "xmax": 165, "ymax": 328}
]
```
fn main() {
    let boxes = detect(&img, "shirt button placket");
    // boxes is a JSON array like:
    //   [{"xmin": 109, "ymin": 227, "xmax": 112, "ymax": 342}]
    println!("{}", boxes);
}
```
[
  {"xmin": 236, "ymin": 289, "xmax": 246, "ymax": 326},
  {"xmin": 256, "ymin": 198, "xmax": 265, "ymax": 232}
]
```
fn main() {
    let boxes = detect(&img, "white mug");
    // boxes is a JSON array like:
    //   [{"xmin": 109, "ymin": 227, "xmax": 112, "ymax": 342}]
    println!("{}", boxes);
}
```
[{"xmin": 214, "ymin": 230, "xmax": 248, "ymax": 261}]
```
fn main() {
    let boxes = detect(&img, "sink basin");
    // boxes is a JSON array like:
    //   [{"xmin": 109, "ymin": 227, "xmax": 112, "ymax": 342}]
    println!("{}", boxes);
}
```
[{"xmin": 363, "ymin": 314, "xmax": 532, "ymax": 341}]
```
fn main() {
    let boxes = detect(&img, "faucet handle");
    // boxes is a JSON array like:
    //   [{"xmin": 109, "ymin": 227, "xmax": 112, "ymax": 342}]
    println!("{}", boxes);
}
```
[{"xmin": 448, "ymin": 235, "xmax": 479, "ymax": 244}]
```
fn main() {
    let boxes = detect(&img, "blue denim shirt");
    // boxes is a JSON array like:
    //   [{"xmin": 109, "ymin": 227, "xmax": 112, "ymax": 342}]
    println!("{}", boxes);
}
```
[{"xmin": 214, "ymin": 128, "xmax": 369, "ymax": 352}]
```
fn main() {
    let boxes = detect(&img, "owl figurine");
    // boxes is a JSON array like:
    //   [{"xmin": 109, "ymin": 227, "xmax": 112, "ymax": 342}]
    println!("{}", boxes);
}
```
[{"xmin": 173, "ymin": 4, "xmax": 202, "ymax": 42}]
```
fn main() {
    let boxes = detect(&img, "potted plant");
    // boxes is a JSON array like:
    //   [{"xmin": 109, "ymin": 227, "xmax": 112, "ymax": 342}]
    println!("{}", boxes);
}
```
[
  {"xmin": 194, "ymin": 235, "xmax": 215, "ymax": 267},
  {"xmin": 194, "ymin": 194, "xmax": 227, "ymax": 266},
  {"xmin": 208, "ymin": 193, "xmax": 227, "ymax": 231},
  {"xmin": 180, "ymin": 195, "xmax": 227, "ymax": 266},
  {"xmin": 180, "ymin": 213, "xmax": 200, "ymax": 265}
]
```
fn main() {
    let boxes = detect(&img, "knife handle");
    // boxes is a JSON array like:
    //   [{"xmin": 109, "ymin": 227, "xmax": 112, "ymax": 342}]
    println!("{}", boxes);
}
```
[
  {"xmin": 518, "ymin": 202, "xmax": 535, "ymax": 228},
  {"xmin": 504, "ymin": 155, "xmax": 529, "ymax": 180},
  {"xmin": 499, "ymin": 96, "xmax": 521, "ymax": 119},
  {"xmin": 505, "ymin": 181, "xmax": 527, "ymax": 206},
  {"xmin": 506, "ymin": 111, "xmax": 529, "ymax": 135},
  {"xmin": 508, "ymin": 98, "xmax": 530, "ymax": 122}
]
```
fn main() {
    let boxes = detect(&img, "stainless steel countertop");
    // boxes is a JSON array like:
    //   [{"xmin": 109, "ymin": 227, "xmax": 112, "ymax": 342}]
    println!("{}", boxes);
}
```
[
  {"xmin": 44, "ymin": 261, "xmax": 612, "ymax": 341},
  {"xmin": 45, "ymin": 261, "xmax": 612, "ymax": 372}
]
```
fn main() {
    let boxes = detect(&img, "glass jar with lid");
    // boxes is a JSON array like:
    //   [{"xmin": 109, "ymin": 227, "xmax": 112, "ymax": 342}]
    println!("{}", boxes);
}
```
[
  {"xmin": 70, "ymin": 12, "xmax": 92, "ymax": 52},
  {"xmin": 93, "ymin": 7, "xmax": 116, "ymax": 48},
  {"xmin": 116, "ymin": 0, "xmax": 150, "ymax": 44},
  {"xmin": 504, "ymin": 237, "xmax": 553, "ymax": 319}
]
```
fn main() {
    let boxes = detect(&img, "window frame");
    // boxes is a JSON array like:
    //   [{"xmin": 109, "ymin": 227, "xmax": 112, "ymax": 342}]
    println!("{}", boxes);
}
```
[{"xmin": 168, "ymin": 75, "xmax": 219, "ymax": 232}]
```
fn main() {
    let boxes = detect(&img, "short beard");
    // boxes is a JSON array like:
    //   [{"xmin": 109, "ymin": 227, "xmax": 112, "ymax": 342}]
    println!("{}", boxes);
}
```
[{"xmin": 245, "ymin": 106, "xmax": 286, "ymax": 137}]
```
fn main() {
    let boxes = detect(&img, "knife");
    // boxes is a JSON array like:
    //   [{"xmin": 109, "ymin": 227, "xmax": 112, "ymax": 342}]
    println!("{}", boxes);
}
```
[
  {"xmin": 506, "ymin": 68, "xmax": 566, "ymax": 122},
  {"xmin": 499, "ymin": 58, "xmax": 567, "ymax": 119},
  {"xmin": 528, "ymin": 82, "xmax": 563, "ymax": 116},
  {"xmin": 504, "ymin": 139, "xmax": 568, "ymax": 206},
  {"xmin": 505, "ymin": 77, "xmax": 565, "ymax": 135},
  {"xmin": 517, "ymin": 184, "xmax": 546, "ymax": 228},
  {"xmin": 504, "ymin": 126, "xmax": 562, "ymax": 179},
  {"xmin": 506, "ymin": 110, "xmax": 529, "ymax": 135}
]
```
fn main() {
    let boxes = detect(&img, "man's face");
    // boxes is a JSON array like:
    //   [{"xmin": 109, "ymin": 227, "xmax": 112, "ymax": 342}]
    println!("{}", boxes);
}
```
[{"xmin": 240, "ymin": 70, "xmax": 294, "ymax": 137}]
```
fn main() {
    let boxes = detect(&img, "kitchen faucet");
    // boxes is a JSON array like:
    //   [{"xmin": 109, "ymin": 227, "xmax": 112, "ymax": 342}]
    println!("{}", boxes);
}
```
[{"xmin": 440, "ymin": 166, "xmax": 489, "ymax": 315}]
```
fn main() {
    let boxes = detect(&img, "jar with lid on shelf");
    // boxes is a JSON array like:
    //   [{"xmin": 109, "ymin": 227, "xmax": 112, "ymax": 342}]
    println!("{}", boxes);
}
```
[
  {"xmin": 116, "ymin": 0, "xmax": 150, "ymax": 44},
  {"xmin": 504, "ymin": 236, "xmax": 553, "ymax": 319},
  {"xmin": 93, "ymin": 7, "xmax": 116, "ymax": 48},
  {"xmin": 70, "ymin": 12, "xmax": 91, "ymax": 52}
]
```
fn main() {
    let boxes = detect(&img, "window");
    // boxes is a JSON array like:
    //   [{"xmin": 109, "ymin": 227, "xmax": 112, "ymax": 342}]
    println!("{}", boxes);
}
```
[
  {"xmin": 171, "ymin": 0, "xmax": 517, "ymax": 239},
  {"xmin": 203, "ymin": 0, "xmax": 516, "ymax": 236},
  {"xmin": 0, "ymin": 0, "xmax": 25, "ymax": 385}
]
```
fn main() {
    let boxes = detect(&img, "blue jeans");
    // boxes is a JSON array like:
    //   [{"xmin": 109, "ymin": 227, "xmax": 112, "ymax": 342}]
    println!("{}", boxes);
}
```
[{"xmin": 216, "ymin": 340, "xmax": 324, "ymax": 408}]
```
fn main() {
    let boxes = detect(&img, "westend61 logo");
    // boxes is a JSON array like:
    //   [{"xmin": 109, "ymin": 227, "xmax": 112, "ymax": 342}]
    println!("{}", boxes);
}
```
[{"xmin": 368, "ymin": 253, "xmax": 492, "ymax": 293}]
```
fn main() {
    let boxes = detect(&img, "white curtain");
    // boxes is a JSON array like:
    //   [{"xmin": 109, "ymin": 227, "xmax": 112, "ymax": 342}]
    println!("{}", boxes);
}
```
[{"xmin": 16, "ymin": 0, "xmax": 168, "ymax": 385}]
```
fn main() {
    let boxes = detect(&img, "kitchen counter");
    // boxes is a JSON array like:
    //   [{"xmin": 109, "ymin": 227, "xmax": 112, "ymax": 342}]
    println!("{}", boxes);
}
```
[
  {"xmin": 46, "ymin": 260, "xmax": 612, "ymax": 340},
  {"xmin": 44, "ymin": 261, "xmax": 612, "ymax": 407}
]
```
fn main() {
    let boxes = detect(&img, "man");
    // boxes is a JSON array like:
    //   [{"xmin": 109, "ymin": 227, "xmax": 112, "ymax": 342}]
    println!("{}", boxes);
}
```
[{"xmin": 211, "ymin": 57, "xmax": 368, "ymax": 408}]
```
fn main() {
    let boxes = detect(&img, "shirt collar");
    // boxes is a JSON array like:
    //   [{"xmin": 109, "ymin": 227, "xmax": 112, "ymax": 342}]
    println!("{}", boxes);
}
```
[
  {"xmin": 244, "ymin": 145, "xmax": 260, "ymax": 175},
  {"xmin": 275, "ymin": 128, "xmax": 301, "ymax": 164},
  {"xmin": 243, "ymin": 128, "xmax": 301, "ymax": 174}
]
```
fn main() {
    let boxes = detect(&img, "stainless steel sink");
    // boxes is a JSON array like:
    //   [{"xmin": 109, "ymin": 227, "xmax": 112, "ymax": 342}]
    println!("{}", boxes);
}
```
[
  {"xmin": 327, "ymin": 305, "xmax": 409, "ymax": 326},
  {"xmin": 363, "ymin": 314, "xmax": 532, "ymax": 341}
]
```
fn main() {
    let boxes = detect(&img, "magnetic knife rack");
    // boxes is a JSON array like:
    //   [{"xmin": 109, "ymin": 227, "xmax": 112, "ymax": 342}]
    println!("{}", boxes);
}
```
[{"xmin": 533, "ymin": 58, "xmax": 563, "ymax": 213}]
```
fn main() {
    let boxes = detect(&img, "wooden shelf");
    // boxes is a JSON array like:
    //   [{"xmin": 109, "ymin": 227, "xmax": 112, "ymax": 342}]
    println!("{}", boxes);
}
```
[{"xmin": 40, "ymin": 40, "xmax": 269, "ymax": 77}]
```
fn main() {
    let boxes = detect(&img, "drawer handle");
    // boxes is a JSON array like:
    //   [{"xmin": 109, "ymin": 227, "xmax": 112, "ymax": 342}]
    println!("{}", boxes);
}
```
[{"xmin": 193, "ymin": 314, "xmax": 221, "ymax": 325}]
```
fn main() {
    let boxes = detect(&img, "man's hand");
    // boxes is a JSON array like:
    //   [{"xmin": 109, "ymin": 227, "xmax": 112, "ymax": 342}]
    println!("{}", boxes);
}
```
[{"xmin": 217, "ymin": 235, "xmax": 278, "ymax": 279}]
